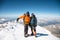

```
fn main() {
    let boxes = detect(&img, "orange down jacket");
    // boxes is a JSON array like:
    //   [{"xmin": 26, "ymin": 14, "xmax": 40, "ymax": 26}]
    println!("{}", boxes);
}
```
[{"xmin": 19, "ymin": 15, "xmax": 30, "ymax": 24}]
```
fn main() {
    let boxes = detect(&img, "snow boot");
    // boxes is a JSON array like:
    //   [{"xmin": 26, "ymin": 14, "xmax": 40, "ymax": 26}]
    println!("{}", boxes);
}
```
[
  {"xmin": 31, "ymin": 33, "xmax": 34, "ymax": 36},
  {"xmin": 24, "ymin": 34, "xmax": 28, "ymax": 37}
]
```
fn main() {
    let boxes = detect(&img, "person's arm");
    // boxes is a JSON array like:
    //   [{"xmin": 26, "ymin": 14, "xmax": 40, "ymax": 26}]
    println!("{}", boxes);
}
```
[
  {"xmin": 17, "ymin": 15, "xmax": 24, "ymax": 22},
  {"xmin": 34, "ymin": 18, "xmax": 37, "ymax": 26}
]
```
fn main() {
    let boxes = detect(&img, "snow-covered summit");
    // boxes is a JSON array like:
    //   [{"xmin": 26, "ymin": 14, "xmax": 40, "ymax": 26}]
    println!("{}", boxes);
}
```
[{"xmin": 0, "ymin": 20, "xmax": 60, "ymax": 40}]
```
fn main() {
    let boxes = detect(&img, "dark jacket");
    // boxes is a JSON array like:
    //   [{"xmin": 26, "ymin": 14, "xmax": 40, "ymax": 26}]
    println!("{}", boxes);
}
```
[{"xmin": 30, "ymin": 15, "xmax": 37, "ymax": 27}]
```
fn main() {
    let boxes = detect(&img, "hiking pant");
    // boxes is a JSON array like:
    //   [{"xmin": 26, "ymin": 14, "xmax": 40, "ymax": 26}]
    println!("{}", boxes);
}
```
[{"xmin": 24, "ymin": 24, "xmax": 28, "ymax": 35}]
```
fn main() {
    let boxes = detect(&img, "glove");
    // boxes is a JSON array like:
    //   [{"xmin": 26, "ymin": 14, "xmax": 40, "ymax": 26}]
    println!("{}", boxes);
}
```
[{"xmin": 17, "ymin": 18, "xmax": 19, "ymax": 22}]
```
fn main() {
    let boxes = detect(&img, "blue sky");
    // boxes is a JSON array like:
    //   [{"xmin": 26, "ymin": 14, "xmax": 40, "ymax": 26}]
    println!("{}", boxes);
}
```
[{"xmin": 0, "ymin": 0, "xmax": 60, "ymax": 18}]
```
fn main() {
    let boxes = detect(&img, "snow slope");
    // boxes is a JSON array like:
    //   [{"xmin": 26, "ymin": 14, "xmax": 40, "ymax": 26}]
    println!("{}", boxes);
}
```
[{"xmin": 0, "ymin": 20, "xmax": 60, "ymax": 40}]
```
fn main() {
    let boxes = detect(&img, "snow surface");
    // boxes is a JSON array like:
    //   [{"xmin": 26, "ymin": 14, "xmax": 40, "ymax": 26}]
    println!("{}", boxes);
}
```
[{"xmin": 0, "ymin": 20, "xmax": 60, "ymax": 40}]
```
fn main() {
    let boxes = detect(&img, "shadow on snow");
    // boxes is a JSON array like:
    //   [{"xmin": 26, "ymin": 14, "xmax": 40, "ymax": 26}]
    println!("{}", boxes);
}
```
[{"xmin": 36, "ymin": 33, "xmax": 48, "ymax": 37}]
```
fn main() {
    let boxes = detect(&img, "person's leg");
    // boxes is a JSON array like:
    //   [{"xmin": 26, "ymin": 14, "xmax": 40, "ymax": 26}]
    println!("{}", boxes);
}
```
[
  {"xmin": 30, "ymin": 26, "xmax": 34, "ymax": 35},
  {"xmin": 34, "ymin": 27, "xmax": 36, "ymax": 32},
  {"xmin": 33, "ymin": 27, "xmax": 36, "ymax": 37},
  {"xmin": 24, "ymin": 24, "xmax": 28, "ymax": 37},
  {"xmin": 29, "ymin": 24, "xmax": 34, "ymax": 35}
]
